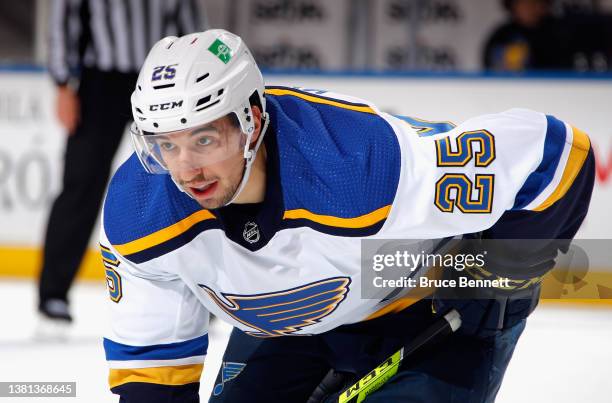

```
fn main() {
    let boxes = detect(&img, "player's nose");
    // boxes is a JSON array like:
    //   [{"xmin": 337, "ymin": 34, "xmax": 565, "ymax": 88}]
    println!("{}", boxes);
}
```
[
  {"xmin": 176, "ymin": 165, "xmax": 204, "ymax": 184},
  {"xmin": 176, "ymin": 148, "xmax": 202, "ymax": 169}
]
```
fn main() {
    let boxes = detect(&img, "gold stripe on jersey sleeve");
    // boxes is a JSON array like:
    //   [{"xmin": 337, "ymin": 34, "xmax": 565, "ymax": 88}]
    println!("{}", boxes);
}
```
[
  {"xmin": 113, "ymin": 210, "xmax": 215, "ymax": 256},
  {"xmin": 109, "ymin": 364, "xmax": 204, "ymax": 388},
  {"xmin": 533, "ymin": 126, "xmax": 591, "ymax": 212},
  {"xmin": 265, "ymin": 88, "xmax": 377, "ymax": 114},
  {"xmin": 283, "ymin": 205, "xmax": 391, "ymax": 229}
]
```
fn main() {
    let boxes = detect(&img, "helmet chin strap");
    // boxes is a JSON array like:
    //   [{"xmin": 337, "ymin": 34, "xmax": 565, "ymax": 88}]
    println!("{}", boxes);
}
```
[{"xmin": 224, "ymin": 111, "xmax": 270, "ymax": 206}]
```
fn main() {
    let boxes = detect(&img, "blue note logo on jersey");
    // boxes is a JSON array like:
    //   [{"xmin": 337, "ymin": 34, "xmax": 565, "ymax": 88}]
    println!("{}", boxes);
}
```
[
  {"xmin": 213, "ymin": 362, "xmax": 246, "ymax": 396},
  {"xmin": 199, "ymin": 277, "xmax": 351, "ymax": 337}
]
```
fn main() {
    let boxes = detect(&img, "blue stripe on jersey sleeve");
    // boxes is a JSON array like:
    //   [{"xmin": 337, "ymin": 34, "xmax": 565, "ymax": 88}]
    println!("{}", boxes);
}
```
[
  {"xmin": 103, "ymin": 334, "xmax": 209, "ymax": 361},
  {"xmin": 512, "ymin": 115, "xmax": 566, "ymax": 210}
]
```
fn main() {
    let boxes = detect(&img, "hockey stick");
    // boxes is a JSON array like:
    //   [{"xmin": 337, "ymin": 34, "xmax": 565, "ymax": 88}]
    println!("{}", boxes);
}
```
[
  {"xmin": 337, "ymin": 309, "xmax": 461, "ymax": 403},
  {"xmin": 308, "ymin": 309, "xmax": 461, "ymax": 403}
]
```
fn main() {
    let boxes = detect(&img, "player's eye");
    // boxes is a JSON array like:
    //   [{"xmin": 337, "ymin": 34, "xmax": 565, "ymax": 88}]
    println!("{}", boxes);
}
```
[
  {"xmin": 197, "ymin": 136, "xmax": 214, "ymax": 147},
  {"xmin": 159, "ymin": 142, "xmax": 176, "ymax": 151}
]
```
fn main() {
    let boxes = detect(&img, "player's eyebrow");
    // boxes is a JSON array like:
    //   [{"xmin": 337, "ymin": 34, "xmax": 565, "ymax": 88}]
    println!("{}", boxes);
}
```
[
  {"xmin": 190, "ymin": 125, "xmax": 218, "ymax": 136},
  {"xmin": 154, "ymin": 125, "xmax": 219, "ymax": 141}
]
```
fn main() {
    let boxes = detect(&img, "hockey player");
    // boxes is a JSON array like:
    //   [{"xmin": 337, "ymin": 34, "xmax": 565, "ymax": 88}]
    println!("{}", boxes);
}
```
[{"xmin": 100, "ymin": 30, "xmax": 595, "ymax": 402}]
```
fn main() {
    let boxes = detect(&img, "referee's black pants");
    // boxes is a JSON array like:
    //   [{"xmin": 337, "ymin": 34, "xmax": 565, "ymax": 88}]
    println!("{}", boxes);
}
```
[{"xmin": 38, "ymin": 68, "xmax": 137, "ymax": 307}]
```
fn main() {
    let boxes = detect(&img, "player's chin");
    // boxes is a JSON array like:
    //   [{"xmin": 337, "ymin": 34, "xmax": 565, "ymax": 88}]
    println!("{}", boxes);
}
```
[
  {"xmin": 192, "ymin": 193, "xmax": 224, "ymax": 210},
  {"xmin": 197, "ymin": 200, "xmax": 223, "ymax": 210}
]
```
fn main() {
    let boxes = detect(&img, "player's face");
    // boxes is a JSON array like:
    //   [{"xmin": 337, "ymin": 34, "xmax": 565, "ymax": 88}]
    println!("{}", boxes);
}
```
[{"xmin": 156, "ymin": 115, "xmax": 247, "ymax": 209}]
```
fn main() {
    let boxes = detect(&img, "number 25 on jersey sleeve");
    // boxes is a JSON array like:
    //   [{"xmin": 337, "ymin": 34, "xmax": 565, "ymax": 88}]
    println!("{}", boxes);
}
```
[{"xmin": 433, "ymin": 130, "xmax": 496, "ymax": 214}]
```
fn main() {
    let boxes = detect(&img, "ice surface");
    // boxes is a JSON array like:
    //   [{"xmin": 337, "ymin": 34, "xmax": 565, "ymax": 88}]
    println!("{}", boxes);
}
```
[{"xmin": 1, "ymin": 280, "xmax": 610, "ymax": 402}]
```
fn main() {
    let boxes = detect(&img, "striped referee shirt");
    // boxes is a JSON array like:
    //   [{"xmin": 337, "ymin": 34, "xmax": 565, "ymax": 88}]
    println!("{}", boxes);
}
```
[{"xmin": 48, "ymin": 0, "xmax": 207, "ymax": 85}]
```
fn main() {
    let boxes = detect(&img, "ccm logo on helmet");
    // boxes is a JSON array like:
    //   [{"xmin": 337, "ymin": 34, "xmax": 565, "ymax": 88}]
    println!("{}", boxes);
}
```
[{"xmin": 149, "ymin": 100, "xmax": 183, "ymax": 111}]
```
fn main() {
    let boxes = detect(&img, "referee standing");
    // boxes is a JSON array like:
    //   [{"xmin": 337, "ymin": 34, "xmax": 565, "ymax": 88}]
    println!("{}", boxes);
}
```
[{"xmin": 39, "ymin": 0, "xmax": 207, "ymax": 329}]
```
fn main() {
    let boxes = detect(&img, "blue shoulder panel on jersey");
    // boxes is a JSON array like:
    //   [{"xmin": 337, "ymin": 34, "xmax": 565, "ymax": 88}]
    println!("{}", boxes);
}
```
[
  {"xmin": 104, "ymin": 334, "xmax": 209, "ymax": 361},
  {"xmin": 265, "ymin": 86, "xmax": 401, "ymax": 236},
  {"xmin": 512, "ymin": 115, "xmax": 567, "ymax": 210},
  {"xmin": 103, "ymin": 154, "xmax": 219, "ymax": 263}
]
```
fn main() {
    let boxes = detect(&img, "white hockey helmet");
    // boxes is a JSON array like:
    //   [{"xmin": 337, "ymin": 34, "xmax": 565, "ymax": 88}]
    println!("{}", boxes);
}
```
[{"xmin": 130, "ymin": 29, "xmax": 267, "ymax": 176}]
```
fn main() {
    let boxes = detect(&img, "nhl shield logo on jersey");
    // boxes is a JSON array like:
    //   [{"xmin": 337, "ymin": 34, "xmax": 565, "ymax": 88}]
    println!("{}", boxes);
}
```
[
  {"xmin": 243, "ymin": 221, "xmax": 260, "ymax": 244},
  {"xmin": 199, "ymin": 277, "xmax": 351, "ymax": 337}
]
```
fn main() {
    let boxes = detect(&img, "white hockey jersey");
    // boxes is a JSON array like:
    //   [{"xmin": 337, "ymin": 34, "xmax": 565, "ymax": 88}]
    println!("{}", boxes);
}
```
[{"xmin": 100, "ymin": 86, "xmax": 591, "ymax": 390}]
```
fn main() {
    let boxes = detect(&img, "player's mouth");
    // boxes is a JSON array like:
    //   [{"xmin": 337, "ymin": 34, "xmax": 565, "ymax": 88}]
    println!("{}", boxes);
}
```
[{"xmin": 189, "ymin": 181, "xmax": 218, "ymax": 199}]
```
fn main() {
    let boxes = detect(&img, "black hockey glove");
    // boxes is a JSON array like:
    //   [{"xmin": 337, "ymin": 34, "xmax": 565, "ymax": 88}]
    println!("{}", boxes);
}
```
[{"xmin": 431, "ymin": 238, "xmax": 565, "ymax": 338}]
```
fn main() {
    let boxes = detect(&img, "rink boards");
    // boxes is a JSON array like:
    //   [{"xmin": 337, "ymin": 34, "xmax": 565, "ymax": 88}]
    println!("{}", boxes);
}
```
[{"xmin": 0, "ymin": 71, "xmax": 610, "ymax": 299}]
